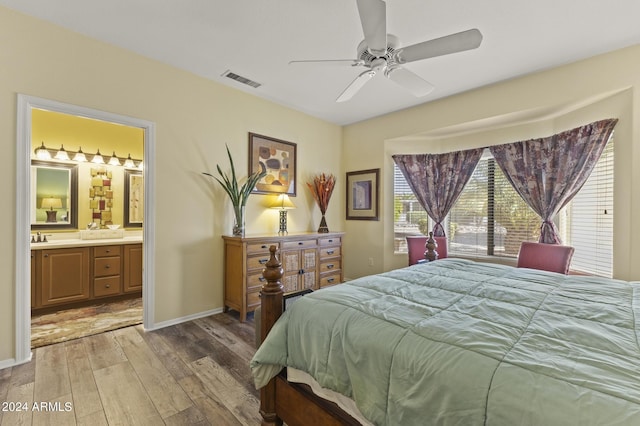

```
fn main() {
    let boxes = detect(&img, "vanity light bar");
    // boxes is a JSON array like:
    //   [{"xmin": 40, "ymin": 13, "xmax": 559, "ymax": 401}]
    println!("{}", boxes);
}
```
[{"xmin": 34, "ymin": 143, "xmax": 142, "ymax": 169}]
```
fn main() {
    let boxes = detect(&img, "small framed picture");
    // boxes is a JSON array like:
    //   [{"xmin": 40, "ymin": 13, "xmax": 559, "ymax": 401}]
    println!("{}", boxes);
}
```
[
  {"xmin": 346, "ymin": 168, "xmax": 379, "ymax": 221},
  {"xmin": 249, "ymin": 133, "xmax": 297, "ymax": 196}
]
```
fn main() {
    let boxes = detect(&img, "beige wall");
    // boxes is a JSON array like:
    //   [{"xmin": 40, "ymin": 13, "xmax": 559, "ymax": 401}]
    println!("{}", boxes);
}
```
[
  {"xmin": 0, "ymin": 7, "xmax": 343, "ymax": 364},
  {"xmin": 343, "ymin": 44, "xmax": 640, "ymax": 281}
]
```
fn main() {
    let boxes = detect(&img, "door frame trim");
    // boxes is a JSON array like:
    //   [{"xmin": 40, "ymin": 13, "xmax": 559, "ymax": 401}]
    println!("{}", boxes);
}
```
[{"xmin": 15, "ymin": 94, "xmax": 156, "ymax": 364}]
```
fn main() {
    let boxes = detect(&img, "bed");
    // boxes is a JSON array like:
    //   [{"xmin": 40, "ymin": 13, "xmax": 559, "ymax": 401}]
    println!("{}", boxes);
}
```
[{"xmin": 251, "ymin": 246, "xmax": 640, "ymax": 425}]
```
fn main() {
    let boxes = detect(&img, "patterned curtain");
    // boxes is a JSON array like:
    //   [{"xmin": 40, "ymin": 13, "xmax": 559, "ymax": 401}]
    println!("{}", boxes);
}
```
[
  {"xmin": 393, "ymin": 149, "xmax": 483, "ymax": 237},
  {"xmin": 489, "ymin": 118, "xmax": 618, "ymax": 244}
]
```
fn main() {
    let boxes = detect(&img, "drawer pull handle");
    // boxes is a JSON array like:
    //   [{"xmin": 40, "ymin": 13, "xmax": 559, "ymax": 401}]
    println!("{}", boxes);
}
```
[
  {"xmin": 327, "ymin": 278, "xmax": 335, "ymax": 283},
  {"xmin": 105, "ymin": 284, "xmax": 110, "ymax": 288},
  {"xmin": 328, "ymin": 239, "xmax": 333, "ymax": 243},
  {"xmin": 326, "ymin": 250, "xmax": 334, "ymax": 255},
  {"xmin": 258, "ymin": 259, "xmax": 268, "ymax": 264},
  {"xmin": 298, "ymin": 242, "xmax": 303, "ymax": 245},
  {"xmin": 105, "ymin": 265, "xmax": 110, "ymax": 269},
  {"xmin": 106, "ymin": 250, "xmax": 110, "ymax": 253},
  {"xmin": 261, "ymin": 245, "xmax": 267, "ymax": 249},
  {"xmin": 327, "ymin": 264, "xmax": 334, "ymax": 269},
  {"xmin": 259, "ymin": 277, "xmax": 266, "ymax": 282}
]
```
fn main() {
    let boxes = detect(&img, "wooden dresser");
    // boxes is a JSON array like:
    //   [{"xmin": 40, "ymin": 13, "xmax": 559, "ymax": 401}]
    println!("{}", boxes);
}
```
[{"xmin": 222, "ymin": 232, "xmax": 344, "ymax": 321}]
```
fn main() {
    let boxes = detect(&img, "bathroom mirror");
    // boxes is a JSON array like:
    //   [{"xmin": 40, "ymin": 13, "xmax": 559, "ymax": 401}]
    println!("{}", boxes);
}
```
[
  {"xmin": 31, "ymin": 160, "xmax": 78, "ymax": 230},
  {"xmin": 124, "ymin": 169, "xmax": 143, "ymax": 227}
]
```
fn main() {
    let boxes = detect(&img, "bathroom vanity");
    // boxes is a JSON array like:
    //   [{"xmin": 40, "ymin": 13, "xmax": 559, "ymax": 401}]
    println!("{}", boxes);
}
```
[{"xmin": 30, "ymin": 235, "xmax": 143, "ymax": 311}]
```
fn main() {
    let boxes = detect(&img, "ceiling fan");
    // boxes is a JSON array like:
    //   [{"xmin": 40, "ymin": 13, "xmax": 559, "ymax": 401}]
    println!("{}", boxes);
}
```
[{"xmin": 289, "ymin": 0, "xmax": 483, "ymax": 102}]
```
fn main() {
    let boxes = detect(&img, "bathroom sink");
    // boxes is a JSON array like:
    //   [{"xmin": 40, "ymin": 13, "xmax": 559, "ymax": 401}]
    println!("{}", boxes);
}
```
[{"xmin": 79, "ymin": 229, "xmax": 125, "ymax": 240}]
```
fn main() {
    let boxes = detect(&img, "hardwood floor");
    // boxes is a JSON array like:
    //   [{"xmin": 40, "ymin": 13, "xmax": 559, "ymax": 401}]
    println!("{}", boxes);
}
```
[{"xmin": 0, "ymin": 312, "xmax": 260, "ymax": 425}]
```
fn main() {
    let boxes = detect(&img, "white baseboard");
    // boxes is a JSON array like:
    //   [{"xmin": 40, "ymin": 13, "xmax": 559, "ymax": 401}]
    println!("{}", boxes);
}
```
[
  {"xmin": 0, "ymin": 352, "xmax": 32, "ymax": 370},
  {"xmin": 144, "ymin": 307, "xmax": 224, "ymax": 332}
]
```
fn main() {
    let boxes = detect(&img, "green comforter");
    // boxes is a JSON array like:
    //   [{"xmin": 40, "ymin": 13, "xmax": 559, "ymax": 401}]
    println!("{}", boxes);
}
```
[{"xmin": 250, "ymin": 258, "xmax": 640, "ymax": 425}]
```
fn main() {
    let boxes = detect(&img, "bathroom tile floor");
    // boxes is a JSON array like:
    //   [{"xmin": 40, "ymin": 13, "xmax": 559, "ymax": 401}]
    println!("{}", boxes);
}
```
[{"xmin": 31, "ymin": 298, "xmax": 142, "ymax": 348}]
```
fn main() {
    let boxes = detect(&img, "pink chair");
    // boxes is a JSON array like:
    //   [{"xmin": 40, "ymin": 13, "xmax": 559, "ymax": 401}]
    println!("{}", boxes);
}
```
[
  {"xmin": 516, "ymin": 241, "xmax": 575, "ymax": 274},
  {"xmin": 406, "ymin": 235, "xmax": 448, "ymax": 266}
]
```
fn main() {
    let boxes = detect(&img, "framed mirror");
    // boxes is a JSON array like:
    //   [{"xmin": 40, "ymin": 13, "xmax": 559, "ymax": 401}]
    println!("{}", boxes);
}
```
[
  {"xmin": 31, "ymin": 160, "xmax": 78, "ymax": 230},
  {"xmin": 124, "ymin": 169, "xmax": 143, "ymax": 228}
]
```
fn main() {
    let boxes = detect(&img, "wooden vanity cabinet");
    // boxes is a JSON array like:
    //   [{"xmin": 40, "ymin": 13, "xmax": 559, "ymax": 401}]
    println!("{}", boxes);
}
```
[
  {"xmin": 93, "ymin": 245, "xmax": 122, "ymax": 297},
  {"xmin": 40, "ymin": 247, "xmax": 91, "ymax": 307},
  {"xmin": 31, "ymin": 242, "xmax": 142, "ymax": 310},
  {"xmin": 123, "ymin": 244, "xmax": 143, "ymax": 293},
  {"xmin": 223, "ymin": 232, "xmax": 344, "ymax": 322}
]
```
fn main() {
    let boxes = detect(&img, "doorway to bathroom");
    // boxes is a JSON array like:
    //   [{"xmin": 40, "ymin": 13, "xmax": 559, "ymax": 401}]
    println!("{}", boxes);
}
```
[{"xmin": 15, "ymin": 95, "xmax": 156, "ymax": 362}]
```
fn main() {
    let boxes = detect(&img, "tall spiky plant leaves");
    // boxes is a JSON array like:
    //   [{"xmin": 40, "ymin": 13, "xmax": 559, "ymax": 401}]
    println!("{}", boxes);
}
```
[{"xmin": 203, "ymin": 144, "xmax": 266, "ymax": 208}]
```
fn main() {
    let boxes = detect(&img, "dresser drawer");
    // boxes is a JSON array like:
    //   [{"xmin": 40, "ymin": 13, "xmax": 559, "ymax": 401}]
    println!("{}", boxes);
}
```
[
  {"xmin": 247, "ymin": 290, "xmax": 261, "ymax": 308},
  {"xmin": 320, "ymin": 259, "xmax": 341, "ymax": 274},
  {"xmin": 94, "ymin": 276, "xmax": 121, "ymax": 297},
  {"xmin": 94, "ymin": 245, "xmax": 121, "ymax": 257},
  {"xmin": 319, "ymin": 236, "xmax": 341, "ymax": 246},
  {"xmin": 319, "ymin": 246, "xmax": 341, "ymax": 259},
  {"xmin": 247, "ymin": 241, "xmax": 279, "ymax": 254},
  {"xmin": 247, "ymin": 255, "xmax": 270, "ymax": 271},
  {"xmin": 320, "ymin": 273, "xmax": 341, "ymax": 288},
  {"xmin": 282, "ymin": 239, "xmax": 317, "ymax": 250},
  {"xmin": 248, "ymin": 271, "xmax": 267, "ymax": 289},
  {"xmin": 94, "ymin": 257, "xmax": 121, "ymax": 277}
]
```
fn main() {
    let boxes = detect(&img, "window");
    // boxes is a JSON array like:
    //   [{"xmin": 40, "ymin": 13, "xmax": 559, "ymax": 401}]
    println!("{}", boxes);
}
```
[
  {"xmin": 560, "ymin": 138, "xmax": 614, "ymax": 276},
  {"xmin": 393, "ymin": 136, "xmax": 614, "ymax": 277}
]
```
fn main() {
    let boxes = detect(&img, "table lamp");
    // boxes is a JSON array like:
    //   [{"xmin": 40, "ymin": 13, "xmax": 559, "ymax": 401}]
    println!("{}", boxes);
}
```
[
  {"xmin": 269, "ymin": 194, "xmax": 295, "ymax": 234},
  {"xmin": 41, "ymin": 197, "xmax": 63, "ymax": 222}
]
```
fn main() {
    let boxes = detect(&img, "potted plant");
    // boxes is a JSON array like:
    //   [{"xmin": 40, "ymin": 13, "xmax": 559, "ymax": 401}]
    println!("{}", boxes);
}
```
[{"xmin": 203, "ymin": 145, "xmax": 265, "ymax": 236}]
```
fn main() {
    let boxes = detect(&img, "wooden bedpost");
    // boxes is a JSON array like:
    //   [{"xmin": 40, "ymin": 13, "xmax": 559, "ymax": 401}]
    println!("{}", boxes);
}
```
[{"xmin": 259, "ymin": 245, "xmax": 284, "ymax": 426}]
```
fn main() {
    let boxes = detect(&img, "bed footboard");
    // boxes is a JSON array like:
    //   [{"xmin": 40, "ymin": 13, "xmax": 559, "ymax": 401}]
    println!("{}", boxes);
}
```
[
  {"xmin": 259, "ymin": 245, "xmax": 360, "ymax": 426},
  {"xmin": 259, "ymin": 245, "xmax": 285, "ymax": 425}
]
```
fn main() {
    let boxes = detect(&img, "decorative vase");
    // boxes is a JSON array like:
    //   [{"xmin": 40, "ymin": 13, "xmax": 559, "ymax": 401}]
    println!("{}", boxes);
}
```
[
  {"xmin": 233, "ymin": 205, "xmax": 245, "ymax": 236},
  {"xmin": 318, "ymin": 214, "xmax": 329, "ymax": 233}
]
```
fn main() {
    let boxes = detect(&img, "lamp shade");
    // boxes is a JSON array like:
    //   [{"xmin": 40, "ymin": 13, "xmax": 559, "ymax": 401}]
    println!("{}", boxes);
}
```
[
  {"xmin": 41, "ymin": 197, "xmax": 63, "ymax": 210},
  {"xmin": 269, "ymin": 194, "xmax": 296, "ymax": 210}
]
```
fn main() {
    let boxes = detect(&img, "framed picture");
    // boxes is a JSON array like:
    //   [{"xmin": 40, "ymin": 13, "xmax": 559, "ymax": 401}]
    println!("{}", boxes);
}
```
[
  {"xmin": 249, "ymin": 132, "xmax": 297, "ymax": 196},
  {"xmin": 346, "ymin": 168, "xmax": 379, "ymax": 221},
  {"xmin": 124, "ymin": 169, "xmax": 144, "ymax": 227}
]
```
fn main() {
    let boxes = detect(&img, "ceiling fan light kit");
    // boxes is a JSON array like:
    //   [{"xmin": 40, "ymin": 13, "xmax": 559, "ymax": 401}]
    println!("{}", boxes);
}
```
[{"xmin": 290, "ymin": 0, "xmax": 483, "ymax": 102}]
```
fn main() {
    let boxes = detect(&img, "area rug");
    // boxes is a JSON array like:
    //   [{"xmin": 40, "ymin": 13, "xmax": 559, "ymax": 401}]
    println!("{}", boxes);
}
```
[{"xmin": 31, "ymin": 298, "xmax": 143, "ymax": 348}]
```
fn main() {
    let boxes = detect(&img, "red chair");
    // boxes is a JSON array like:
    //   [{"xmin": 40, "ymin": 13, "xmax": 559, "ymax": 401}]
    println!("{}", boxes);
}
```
[
  {"xmin": 406, "ymin": 235, "xmax": 448, "ymax": 266},
  {"xmin": 516, "ymin": 241, "xmax": 574, "ymax": 274}
]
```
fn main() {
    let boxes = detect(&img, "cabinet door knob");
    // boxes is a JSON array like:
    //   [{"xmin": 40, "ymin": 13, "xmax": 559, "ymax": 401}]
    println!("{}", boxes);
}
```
[
  {"xmin": 43, "ymin": 254, "xmax": 49, "ymax": 258},
  {"xmin": 105, "ymin": 284, "xmax": 110, "ymax": 288}
]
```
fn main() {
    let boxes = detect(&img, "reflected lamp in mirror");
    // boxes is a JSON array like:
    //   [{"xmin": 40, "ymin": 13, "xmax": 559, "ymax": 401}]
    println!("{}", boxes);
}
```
[
  {"xmin": 269, "ymin": 194, "xmax": 296, "ymax": 234},
  {"xmin": 41, "ymin": 197, "xmax": 63, "ymax": 222}
]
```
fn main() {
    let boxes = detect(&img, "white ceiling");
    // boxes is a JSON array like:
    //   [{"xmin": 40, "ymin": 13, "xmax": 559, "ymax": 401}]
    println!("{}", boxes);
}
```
[{"xmin": 3, "ymin": 0, "xmax": 640, "ymax": 125}]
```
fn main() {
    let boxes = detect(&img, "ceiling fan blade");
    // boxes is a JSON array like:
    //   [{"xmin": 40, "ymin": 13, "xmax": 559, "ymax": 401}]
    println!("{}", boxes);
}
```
[
  {"xmin": 289, "ymin": 59, "xmax": 365, "ymax": 67},
  {"xmin": 395, "ymin": 28, "xmax": 483, "ymax": 64},
  {"xmin": 356, "ymin": 0, "xmax": 387, "ymax": 56},
  {"xmin": 385, "ymin": 67, "xmax": 434, "ymax": 97},
  {"xmin": 336, "ymin": 69, "xmax": 376, "ymax": 102}
]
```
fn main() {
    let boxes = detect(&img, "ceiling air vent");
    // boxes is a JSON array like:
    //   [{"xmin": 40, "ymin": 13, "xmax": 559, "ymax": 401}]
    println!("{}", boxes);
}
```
[{"xmin": 222, "ymin": 70, "xmax": 261, "ymax": 88}]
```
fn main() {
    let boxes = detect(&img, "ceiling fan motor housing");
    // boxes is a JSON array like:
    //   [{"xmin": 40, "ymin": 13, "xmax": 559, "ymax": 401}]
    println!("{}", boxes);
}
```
[{"xmin": 357, "ymin": 34, "xmax": 399, "ymax": 68}]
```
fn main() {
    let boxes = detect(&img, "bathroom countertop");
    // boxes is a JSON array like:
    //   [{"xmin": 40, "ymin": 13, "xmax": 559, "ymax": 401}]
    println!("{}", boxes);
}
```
[{"xmin": 30, "ymin": 235, "xmax": 143, "ymax": 250}]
